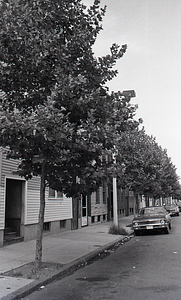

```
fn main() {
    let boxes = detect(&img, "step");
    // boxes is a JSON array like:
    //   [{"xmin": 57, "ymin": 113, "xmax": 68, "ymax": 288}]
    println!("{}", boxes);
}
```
[
  {"xmin": 4, "ymin": 236, "xmax": 24, "ymax": 246},
  {"xmin": 4, "ymin": 227, "xmax": 13, "ymax": 234},
  {"xmin": 4, "ymin": 231, "xmax": 18, "ymax": 240}
]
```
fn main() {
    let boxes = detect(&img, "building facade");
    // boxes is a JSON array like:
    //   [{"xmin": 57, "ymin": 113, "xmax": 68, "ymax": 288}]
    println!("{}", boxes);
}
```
[
  {"xmin": 0, "ymin": 148, "xmax": 136, "ymax": 247},
  {"xmin": 0, "ymin": 149, "xmax": 72, "ymax": 247}
]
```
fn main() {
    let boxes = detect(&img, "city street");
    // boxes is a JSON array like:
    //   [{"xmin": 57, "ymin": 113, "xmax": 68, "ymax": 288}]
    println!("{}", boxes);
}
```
[{"xmin": 23, "ymin": 215, "xmax": 181, "ymax": 300}]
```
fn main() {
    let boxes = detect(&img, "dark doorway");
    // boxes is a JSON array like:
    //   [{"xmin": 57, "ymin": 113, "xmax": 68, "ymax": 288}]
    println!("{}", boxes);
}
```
[
  {"xmin": 71, "ymin": 196, "xmax": 79, "ymax": 230},
  {"xmin": 5, "ymin": 179, "xmax": 22, "ymax": 236}
]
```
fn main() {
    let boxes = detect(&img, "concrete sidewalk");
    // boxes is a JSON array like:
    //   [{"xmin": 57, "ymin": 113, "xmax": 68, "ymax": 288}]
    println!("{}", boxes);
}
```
[{"xmin": 0, "ymin": 215, "xmax": 134, "ymax": 300}]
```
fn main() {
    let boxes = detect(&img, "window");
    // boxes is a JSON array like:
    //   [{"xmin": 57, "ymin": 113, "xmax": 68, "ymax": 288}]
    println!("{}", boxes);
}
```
[
  {"xmin": 130, "ymin": 208, "xmax": 134, "ymax": 214},
  {"xmin": 49, "ymin": 188, "xmax": 55, "ymax": 197},
  {"xmin": 60, "ymin": 220, "xmax": 66, "ymax": 228},
  {"xmin": 57, "ymin": 190, "xmax": 63, "ymax": 198},
  {"xmin": 103, "ymin": 182, "xmax": 107, "ymax": 204},
  {"xmin": 43, "ymin": 222, "xmax": 51, "ymax": 231},
  {"xmin": 96, "ymin": 188, "xmax": 100, "ymax": 204},
  {"xmin": 49, "ymin": 188, "xmax": 63, "ymax": 199}
]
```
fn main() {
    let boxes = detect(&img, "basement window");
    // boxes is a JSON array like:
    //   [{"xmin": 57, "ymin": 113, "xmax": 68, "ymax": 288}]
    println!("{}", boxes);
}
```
[
  {"xmin": 43, "ymin": 222, "xmax": 51, "ymax": 231},
  {"xmin": 60, "ymin": 220, "xmax": 66, "ymax": 228},
  {"xmin": 91, "ymin": 216, "xmax": 95, "ymax": 223}
]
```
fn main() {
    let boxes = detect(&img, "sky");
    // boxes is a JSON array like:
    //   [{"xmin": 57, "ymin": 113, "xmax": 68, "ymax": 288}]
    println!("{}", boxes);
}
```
[{"xmin": 83, "ymin": 0, "xmax": 181, "ymax": 181}]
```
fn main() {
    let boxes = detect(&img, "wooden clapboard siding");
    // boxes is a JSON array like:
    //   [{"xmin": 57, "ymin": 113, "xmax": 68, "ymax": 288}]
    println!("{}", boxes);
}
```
[
  {"xmin": 26, "ymin": 178, "xmax": 72, "ymax": 224},
  {"xmin": 0, "ymin": 149, "xmax": 4, "ymax": 229},
  {"xmin": 0, "ymin": 149, "xmax": 2, "ymax": 186},
  {"xmin": 26, "ymin": 178, "xmax": 40, "ymax": 224},
  {"xmin": 0, "ymin": 150, "xmax": 72, "ymax": 227},
  {"xmin": 0, "ymin": 185, "xmax": 4, "ymax": 230},
  {"xmin": 44, "ymin": 194, "xmax": 72, "ymax": 222},
  {"xmin": 0, "ymin": 151, "xmax": 22, "ymax": 230}
]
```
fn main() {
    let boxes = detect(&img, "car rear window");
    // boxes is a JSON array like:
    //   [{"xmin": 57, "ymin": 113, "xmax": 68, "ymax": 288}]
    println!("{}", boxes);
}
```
[{"xmin": 139, "ymin": 207, "xmax": 166, "ymax": 215}]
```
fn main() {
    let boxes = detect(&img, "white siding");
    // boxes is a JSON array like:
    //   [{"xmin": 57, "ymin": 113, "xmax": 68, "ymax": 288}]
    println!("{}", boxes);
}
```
[
  {"xmin": 0, "ymin": 151, "xmax": 72, "ymax": 228},
  {"xmin": 0, "ymin": 152, "xmax": 25, "ymax": 229},
  {"xmin": 44, "ymin": 190, "xmax": 72, "ymax": 222},
  {"xmin": 0, "ymin": 149, "xmax": 4, "ymax": 229},
  {"xmin": 26, "ymin": 179, "xmax": 72, "ymax": 224},
  {"xmin": 26, "ymin": 177, "xmax": 40, "ymax": 225},
  {"xmin": 0, "ymin": 185, "xmax": 4, "ymax": 230},
  {"xmin": 0, "ymin": 149, "xmax": 20, "ymax": 229}
]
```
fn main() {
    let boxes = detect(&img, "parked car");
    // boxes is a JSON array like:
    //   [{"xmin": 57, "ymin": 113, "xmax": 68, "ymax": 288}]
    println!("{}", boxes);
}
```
[
  {"xmin": 132, "ymin": 206, "xmax": 171, "ymax": 235},
  {"xmin": 176, "ymin": 201, "xmax": 181, "ymax": 212},
  {"xmin": 164, "ymin": 203, "xmax": 179, "ymax": 216}
]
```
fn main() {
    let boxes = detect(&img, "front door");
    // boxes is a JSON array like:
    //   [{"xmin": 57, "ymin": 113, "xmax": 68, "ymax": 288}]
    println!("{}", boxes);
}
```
[
  {"xmin": 81, "ymin": 195, "xmax": 88, "ymax": 226},
  {"xmin": 5, "ymin": 179, "xmax": 22, "ymax": 236},
  {"xmin": 71, "ymin": 197, "xmax": 78, "ymax": 230}
]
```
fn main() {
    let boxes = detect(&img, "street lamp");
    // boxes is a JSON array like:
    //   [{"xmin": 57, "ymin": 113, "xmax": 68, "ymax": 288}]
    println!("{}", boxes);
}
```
[
  {"xmin": 112, "ymin": 90, "xmax": 136, "ymax": 227},
  {"xmin": 122, "ymin": 90, "xmax": 136, "ymax": 98}
]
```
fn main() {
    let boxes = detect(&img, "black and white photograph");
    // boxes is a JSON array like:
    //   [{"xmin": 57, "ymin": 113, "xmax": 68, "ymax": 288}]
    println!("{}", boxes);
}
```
[{"xmin": 0, "ymin": 0, "xmax": 181, "ymax": 299}]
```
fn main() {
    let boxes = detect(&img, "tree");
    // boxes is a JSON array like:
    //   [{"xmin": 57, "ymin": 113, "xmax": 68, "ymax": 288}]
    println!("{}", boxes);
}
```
[
  {"xmin": 115, "ymin": 128, "xmax": 181, "ymax": 203},
  {"xmin": 0, "ymin": 0, "xmax": 138, "ymax": 262}
]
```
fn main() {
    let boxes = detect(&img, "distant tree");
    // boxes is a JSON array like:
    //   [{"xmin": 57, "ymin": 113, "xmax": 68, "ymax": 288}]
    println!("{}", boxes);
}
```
[
  {"xmin": 159, "ymin": 152, "xmax": 180, "ymax": 199},
  {"xmin": 115, "ymin": 128, "xmax": 181, "ymax": 203},
  {"xmin": 0, "ymin": 0, "xmax": 138, "ymax": 262},
  {"xmin": 172, "ymin": 181, "xmax": 181, "ymax": 200}
]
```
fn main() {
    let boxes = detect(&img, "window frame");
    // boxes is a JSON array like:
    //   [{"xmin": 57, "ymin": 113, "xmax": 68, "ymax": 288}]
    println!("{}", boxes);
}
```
[
  {"xmin": 96, "ymin": 188, "xmax": 100, "ymax": 204},
  {"xmin": 48, "ymin": 188, "xmax": 63, "ymax": 200}
]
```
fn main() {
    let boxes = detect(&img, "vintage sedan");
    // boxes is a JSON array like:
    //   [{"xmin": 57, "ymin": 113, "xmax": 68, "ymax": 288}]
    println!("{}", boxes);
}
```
[
  {"xmin": 132, "ymin": 206, "xmax": 171, "ymax": 235},
  {"xmin": 165, "ymin": 203, "xmax": 179, "ymax": 216},
  {"xmin": 177, "ymin": 201, "xmax": 181, "ymax": 212}
]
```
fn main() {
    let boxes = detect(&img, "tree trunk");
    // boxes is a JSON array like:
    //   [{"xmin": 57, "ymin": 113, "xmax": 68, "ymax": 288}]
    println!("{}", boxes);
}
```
[
  {"xmin": 35, "ymin": 161, "xmax": 46, "ymax": 263},
  {"xmin": 145, "ymin": 194, "xmax": 149, "ymax": 207}
]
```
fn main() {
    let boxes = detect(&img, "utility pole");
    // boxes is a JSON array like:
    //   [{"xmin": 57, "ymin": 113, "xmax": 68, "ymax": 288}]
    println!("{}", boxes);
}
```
[
  {"xmin": 113, "ymin": 176, "xmax": 118, "ymax": 226},
  {"xmin": 112, "ymin": 147, "xmax": 118, "ymax": 226}
]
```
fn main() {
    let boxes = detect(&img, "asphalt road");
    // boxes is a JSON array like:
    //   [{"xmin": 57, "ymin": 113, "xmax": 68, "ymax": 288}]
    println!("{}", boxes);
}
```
[{"xmin": 23, "ymin": 215, "xmax": 181, "ymax": 300}]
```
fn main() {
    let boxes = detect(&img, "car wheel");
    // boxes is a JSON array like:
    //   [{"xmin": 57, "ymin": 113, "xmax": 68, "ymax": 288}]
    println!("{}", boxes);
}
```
[
  {"xmin": 169, "ymin": 222, "xmax": 171, "ymax": 229},
  {"xmin": 164, "ymin": 226, "xmax": 170, "ymax": 234},
  {"xmin": 134, "ymin": 230, "xmax": 141, "ymax": 236},
  {"xmin": 177, "ymin": 213, "xmax": 179, "ymax": 216}
]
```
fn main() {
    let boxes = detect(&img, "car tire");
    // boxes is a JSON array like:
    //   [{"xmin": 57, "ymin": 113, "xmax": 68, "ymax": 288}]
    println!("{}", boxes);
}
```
[
  {"xmin": 134, "ymin": 230, "xmax": 141, "ymax": 236},
  {"xmin": 177, "ymin": 213, "xmax": 179, "ymax": 216},
  {"xmin": 169, "ymin": 222, "xmax": 171, "ymax": 229},
  {"xmin": 164, "ymin": 226, "xmax": 170, "ymax": 234}
]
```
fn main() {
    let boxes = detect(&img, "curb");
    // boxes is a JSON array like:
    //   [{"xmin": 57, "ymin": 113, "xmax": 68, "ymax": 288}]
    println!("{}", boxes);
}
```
[{"xmin": 1, "ymin": 231, "xmax": 134, "ymax": 300}]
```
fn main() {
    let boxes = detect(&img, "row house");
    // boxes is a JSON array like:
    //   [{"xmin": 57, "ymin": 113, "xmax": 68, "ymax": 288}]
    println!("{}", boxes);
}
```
[
  {"xmin": 0, "ymin": 149, "xmax": 72, "ymax": 247},
  {"xmin": 0, "ymin": 149, "xmax": 135, "ymax": 247}
]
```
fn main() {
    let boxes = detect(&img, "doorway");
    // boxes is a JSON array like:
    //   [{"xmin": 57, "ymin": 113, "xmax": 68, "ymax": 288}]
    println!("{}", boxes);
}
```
[
  {"xmin": 5, "ymin": 179, "xmax": 23, "ymax": 236},
  {"xmin": 71, "ymin": 196, "xmax": 79, "ymax": 230},
  {"xmin": 81, "ymin": 195, "xmax": 88, "ymax": 226}
]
